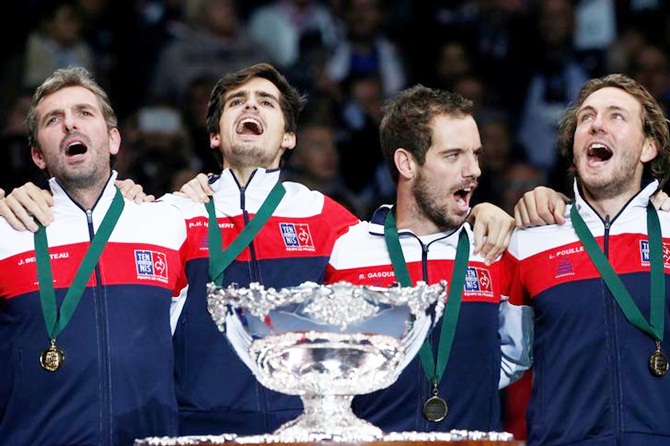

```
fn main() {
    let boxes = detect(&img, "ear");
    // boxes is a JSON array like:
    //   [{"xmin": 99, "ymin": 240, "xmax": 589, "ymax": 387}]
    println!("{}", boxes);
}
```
[
  {"xmin": 210, "ymin": 133, "xmax": 221, "ymax": 149},
  {"xmin": 109, "ymin": 127, "xmax": 121, "ymax": 156},
  {"xmin": 641, "ymin": 136, "xmax": 658, "ymax": 163},
  {"xmin": 31, "ymin": 146, "xmax": 46, "ymax": 170},
  {"xmin": 394, "ymin": 148, "xmax": 416, "ymax": 180},
  {"xmin": 281, "ymin": 132, "xmax": 296, "ymax": 150}
]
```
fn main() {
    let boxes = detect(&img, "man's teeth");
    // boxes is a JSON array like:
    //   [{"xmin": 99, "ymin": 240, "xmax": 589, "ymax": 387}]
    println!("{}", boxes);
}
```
[
  {"xmin": 237, "ymin": 118, "xmax": 261, "ymax": 133},
  {"xmin": 587, "ymin": 143, "xmax": 613, "ymax": 160}
]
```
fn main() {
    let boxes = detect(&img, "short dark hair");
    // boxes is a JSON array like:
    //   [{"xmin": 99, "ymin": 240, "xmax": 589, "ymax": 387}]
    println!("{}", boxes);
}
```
[
  {"xmin": 26, "ymin": 67, "xmax": 117, "ymax": 149},
  {"xmin": 379, "ymin": 84, "xmax": 474, "ymax": 183},
  {"xmin": 205, "ymin": 63, "xmax": 306, "ymax": 167}
]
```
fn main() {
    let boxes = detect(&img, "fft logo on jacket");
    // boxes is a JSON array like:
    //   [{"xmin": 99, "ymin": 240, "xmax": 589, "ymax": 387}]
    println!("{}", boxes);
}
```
[
  {"xmin": 279, "ymin": 223, "xmax": 315, "ymax": 251},
  {"xmin": 134, "ymin": 250, "xmax": 168, "ymax": 282}
]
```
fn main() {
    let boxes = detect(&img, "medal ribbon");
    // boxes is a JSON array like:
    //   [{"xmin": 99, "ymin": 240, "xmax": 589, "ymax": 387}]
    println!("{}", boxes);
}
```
[
  {"xmin": 206, "ymin": 181, "xmax": 286, "ymax": 285},
  {"xmin": 35, "ymin": 188, "xmax": 125, "ymax": 339},
  {"xmin": 384, "ymin": 208, "xmax": 469, "ymax": 387},
  {"xmin": 571, "ymin": 203, "xmax": 665, "ymax": 341}
]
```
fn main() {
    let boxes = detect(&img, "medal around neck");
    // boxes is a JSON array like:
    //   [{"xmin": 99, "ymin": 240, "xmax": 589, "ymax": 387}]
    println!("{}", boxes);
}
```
[
  {"xmin": 650, "ymin": 340, "xmax": 669, "ymax": 377},
  {"xmin": 40, "ymin": 339, "xmax": 65, "ymax": 372},
  {"xmin": 423, "ymin": 394, "xmax": 448, "ymax": 422},
  {"xmin": 206, "ymin": 280, "xmax": 447, "ymax": 442}
]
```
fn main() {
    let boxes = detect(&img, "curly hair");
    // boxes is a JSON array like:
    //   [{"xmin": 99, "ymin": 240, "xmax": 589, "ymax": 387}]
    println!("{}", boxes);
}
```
[{"xmin": 557, "ymin": 73, "xmax": 670, "ymax": 190}]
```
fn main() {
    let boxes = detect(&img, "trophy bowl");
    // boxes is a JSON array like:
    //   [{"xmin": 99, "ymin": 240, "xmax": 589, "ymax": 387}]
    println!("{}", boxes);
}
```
[{"xmin": 206, "ymin": 280, "xmax": 447, "ymax": 442}]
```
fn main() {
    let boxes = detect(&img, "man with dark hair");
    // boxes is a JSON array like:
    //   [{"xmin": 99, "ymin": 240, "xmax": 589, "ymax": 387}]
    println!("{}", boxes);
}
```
[{"xmin": 326, "ymin": 84, "xmax": 532, "ymax": 432}]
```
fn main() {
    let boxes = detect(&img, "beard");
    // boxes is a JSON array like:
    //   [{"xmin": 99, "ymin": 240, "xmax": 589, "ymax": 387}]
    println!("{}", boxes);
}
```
[
  {"xmin": 577, "ymin": 151, "xmax": 641, "ymax": 201},
  {"xmin": 413, "ymin": 170, "xmax": 466, "ymax": 231},
  {"xmin": 57, "ymin": 159, "xmax": 108, "ymax": 192},
  {"xmin": 580, "ymin": 173, "xmax": 630, "ymax": 201},
  {"xmin": 227, "ymin": 142, "xmax": 279, "ymax": 169}
]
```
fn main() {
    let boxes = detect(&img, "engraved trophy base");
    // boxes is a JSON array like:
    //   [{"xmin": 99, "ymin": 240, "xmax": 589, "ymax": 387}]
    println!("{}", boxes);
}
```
[{"xmin": 274, "ymin": 394, "xmax": 382, "ymax": 441}]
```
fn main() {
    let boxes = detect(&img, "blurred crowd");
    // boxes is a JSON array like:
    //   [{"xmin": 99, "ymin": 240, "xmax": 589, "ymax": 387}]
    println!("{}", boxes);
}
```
[{"xmin": 0, "ymin": 0, "xmax": 669, "ymax": 220}]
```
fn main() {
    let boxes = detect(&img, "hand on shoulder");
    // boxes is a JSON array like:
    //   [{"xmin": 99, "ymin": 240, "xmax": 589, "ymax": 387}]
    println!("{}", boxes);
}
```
[
  {"xmin": 514, "ymin": 186, "xmax": 568, "ymax": 228},
  {"xmin": 0, "ymin": 183, "xmax": 54, "ymax": 232}
]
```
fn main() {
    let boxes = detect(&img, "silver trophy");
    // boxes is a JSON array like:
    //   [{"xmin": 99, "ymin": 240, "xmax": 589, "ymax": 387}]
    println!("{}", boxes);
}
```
[{"xmin": 206, "ymin": 280, "xmax": 447, "ymax": 442}]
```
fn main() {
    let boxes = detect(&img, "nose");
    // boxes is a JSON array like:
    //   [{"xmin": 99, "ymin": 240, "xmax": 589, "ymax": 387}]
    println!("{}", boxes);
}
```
[
  {"xmin": 244, "ymin": 96, "xmax": 259, "ymax": 110},
  {"xmin": 464, "ymin": 152, "xmax": 481, "ymax": 179},
  {"xmin": 63, "ymin": 111, "xmax": 78, "ymax": 131},
  {"xmin": 590, "ymin": 114, "xmax": 605, "ymax": 133}
]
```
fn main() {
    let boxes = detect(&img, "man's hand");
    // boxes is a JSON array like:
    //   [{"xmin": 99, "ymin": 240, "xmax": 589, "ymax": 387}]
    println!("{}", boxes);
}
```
[
  {"xmin": 514, "ymin": 186, "xmax": 568, "ymax": 228},
  {"xmin": 173, "ymin": 173, "xmax": 214, "ymax": 203},
  {"xmin": 0, "ymin": 183, "xmax": 54, "ymax": 232},
  {"xmin": 468, "ymin": 202, "xmax": 515, "ymax": 265},
  {"xmin": 652, "ymin": 190, "xmax": 670, "ymax": 211},
  {"xmin": 114, "ymin": 179, "xmax": 155, "ymax": 203},
  {"xmin": 0, "ymin": 188, "xmax": 4, "ymax": 199}
]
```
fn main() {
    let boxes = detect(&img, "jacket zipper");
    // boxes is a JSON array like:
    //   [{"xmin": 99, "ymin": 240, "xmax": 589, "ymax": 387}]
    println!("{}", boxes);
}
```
[{"xmin": 88, "ymin": 208, "xmax": 112, "ymax": 446}]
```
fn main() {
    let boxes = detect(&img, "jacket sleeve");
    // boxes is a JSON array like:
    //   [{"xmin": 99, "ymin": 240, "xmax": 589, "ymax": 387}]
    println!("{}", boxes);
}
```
[
  {"xmin": 498, "ymin": 295, "xmax": 534, "ymax": 388},
  {"xmin": 498, "ymin": 249, "xmax": 533, "ymax": 388}
]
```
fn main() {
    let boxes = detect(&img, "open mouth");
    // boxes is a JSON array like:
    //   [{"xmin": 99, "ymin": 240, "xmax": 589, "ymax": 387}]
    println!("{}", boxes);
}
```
[
  {"xmin": 65, "ymin": 141, "xmax": 88, "ymax": 156},
  {"xmin": 587, "ymin": 143, "xmax": 613, "ymax": 162},
  {"xmin": 454, "ymin": 186, "xmax": 474, "ymax": 208},
  {"xmin": 236, "ymin": 118, "xmax": 263, "ymax": 135}
]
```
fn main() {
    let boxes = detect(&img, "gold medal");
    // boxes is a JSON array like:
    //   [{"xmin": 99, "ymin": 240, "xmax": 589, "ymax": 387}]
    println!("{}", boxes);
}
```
[
  {"xmin": 649, "ymin": 340, "xmax": 669, "ymax": 377},
  {"xmin": 423, "ymin": 394, "xmax": 448, "ymax": 422},
  {"xmin": 40, "ymin": 339, "xmax": 65, "ymax": 372}
]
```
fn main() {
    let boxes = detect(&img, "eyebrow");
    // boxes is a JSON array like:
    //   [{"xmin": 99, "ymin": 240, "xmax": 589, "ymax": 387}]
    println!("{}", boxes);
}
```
[
  {"xmin": 40, "ymin": 103, "xmax": 96, "ymax": 123},
  {"xmin": 225, "ymin": 90, "xmax": 280, "ymax": 103},
  {"xmin": 578, "ymin": 104, "xmax": 628, "ymax": 115},
  {"xmin": 225, "ymin": 90, "xmax": 247, "ymax": 102}
]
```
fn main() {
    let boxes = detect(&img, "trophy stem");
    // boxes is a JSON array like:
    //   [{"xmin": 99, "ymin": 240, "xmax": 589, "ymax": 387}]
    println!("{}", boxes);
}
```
[{"xmin": 273, "ymin": 393, "xmax": 383, "ymax": 441}]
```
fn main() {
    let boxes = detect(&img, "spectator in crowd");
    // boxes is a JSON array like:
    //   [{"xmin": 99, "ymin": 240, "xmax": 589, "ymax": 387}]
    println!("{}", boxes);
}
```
[
  {"xmin": 23, "ymin": 0, "xmax": 96, "ymax": 90},
  {"xmin": 282, "ymin": 114, "xmax": 362, "ymax": 217},
  {"xmin": 123, "ymin": 0, "xmax": 191, "ymax": 116},
  {"xmin": 248, "ymin": 0, "xmax": 341, "ymax": 70},
  {"xmin": 148, "ymin": 0, "xmax": 271, "ymax": 104},
  {"xmin": 516, "ymin": 0, "xmax": 590, "ymax": 193},
  {"xmin": 420, "ymin": 0, "xmax": 535, "ymax": 122},
  {"xmin": 323, "ymin": 0, "xmax": 408, "ymax": 100},
  {"xmin": 453, "ymin": 73, "xmax": 488, "ymax": 114},
  {"xmin": 426, "ymin": 39, "xmax": 474, "ymax": 92},
  {"xmin": 472, "ymin": 110, "xmax": 526, "ymax": 207},
  {"xmin": 181, "ymin": 74, "xmax": 221, "ymax": 175},
  {"xmin": 120, "ymin": 104, "xmax": 200, "ymax": 197},
  {"xmin": 0, "ymin": 88, "xmax": 47, "ymax": 191},
  {"xmin": 606, "ymin": 25, "xmax": 649, "ymax": 74},
  {"xmin": 629, "ymin": 43, "xmax": 670, "ymax": 115},
  {"xmin": 337, "ymin": 74, "xmax": 390, "ymax": 210}
]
